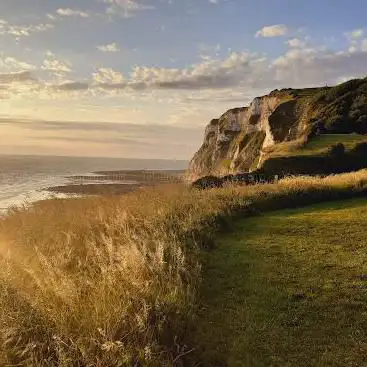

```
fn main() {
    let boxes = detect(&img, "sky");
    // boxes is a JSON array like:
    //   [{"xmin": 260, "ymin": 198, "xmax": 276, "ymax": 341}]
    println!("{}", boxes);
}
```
[{"xmin": 0, "ymin": 0, "xmax": 366, "ymax": 159}]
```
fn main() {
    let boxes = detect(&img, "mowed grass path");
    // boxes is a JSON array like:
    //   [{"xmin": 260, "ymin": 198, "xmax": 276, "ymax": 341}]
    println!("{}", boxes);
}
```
[{"xmin": 196, "ymin": 198, "xmax": 367, "ymax": 367}]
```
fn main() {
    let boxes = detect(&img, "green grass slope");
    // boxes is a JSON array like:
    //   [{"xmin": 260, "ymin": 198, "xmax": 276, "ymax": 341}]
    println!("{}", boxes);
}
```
[
  {"xmin": 294, "ymin": 133, "xmax": 367, "ymax": 156},
  {"xmin": 259, "ymin": 135, "xmax": 367, "ymax": 176},
  {"xmin": 196, "ymin": 198, "xmax": 367, "ymax": 366}
]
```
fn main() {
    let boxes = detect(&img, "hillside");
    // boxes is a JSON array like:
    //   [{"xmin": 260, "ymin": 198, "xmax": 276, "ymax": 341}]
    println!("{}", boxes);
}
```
[{"xmin": 187, "ymin": 77, "xmax": 367, "ymax": 180}]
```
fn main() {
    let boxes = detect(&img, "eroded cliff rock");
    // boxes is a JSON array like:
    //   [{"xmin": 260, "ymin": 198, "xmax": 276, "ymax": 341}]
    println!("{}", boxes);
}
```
[
  {"xmin": 187, "ymin": 92, "xmax": 305, "ymax": 180},
  {"xmin": 187, "ymin": 77, "xmax": 367, "ymax": 180}
]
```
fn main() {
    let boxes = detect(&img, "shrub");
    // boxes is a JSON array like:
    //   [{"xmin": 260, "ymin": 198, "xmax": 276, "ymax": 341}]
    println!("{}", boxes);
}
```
[
  {"xmin": 352, "ymin": 141, "xmax": 367, "ymax": 154},
  {"xmin": 192, "ymin": 175, "xmax": 223, "ymax": 189},
  {"xmin": 357, "ymin": 115, "xmax": 367, "ymax": 134},
  {"xmin": 329, "ymin": 143, "xmax": 345, "ymax": 156}
]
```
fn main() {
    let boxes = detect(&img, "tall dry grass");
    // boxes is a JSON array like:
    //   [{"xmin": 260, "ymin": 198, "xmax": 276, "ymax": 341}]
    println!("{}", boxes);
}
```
[{"xmin": 0, "ymin": 170, "xmax": 367, "ymax": 366}]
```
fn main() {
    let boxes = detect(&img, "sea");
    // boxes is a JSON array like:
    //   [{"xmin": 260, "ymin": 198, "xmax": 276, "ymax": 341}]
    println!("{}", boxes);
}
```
[{"xmin": 0, "ymin": 154, "xmax": 188, "ymax": 214}]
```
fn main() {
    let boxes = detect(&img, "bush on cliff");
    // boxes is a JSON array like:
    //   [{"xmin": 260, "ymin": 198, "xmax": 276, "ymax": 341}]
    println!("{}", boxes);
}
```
[{"xmin": 328, "ymin": 143, "xmax": 345, "ymax": 156}]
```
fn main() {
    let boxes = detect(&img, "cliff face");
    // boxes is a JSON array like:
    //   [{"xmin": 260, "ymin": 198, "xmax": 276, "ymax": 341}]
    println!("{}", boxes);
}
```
[
  {"xmin": 187, "ymin": 77, "xmax": 367, "ymax": 180},
  {"xmin": 187, "ymin": 92, "xmax": 307, "ymax": 179}
]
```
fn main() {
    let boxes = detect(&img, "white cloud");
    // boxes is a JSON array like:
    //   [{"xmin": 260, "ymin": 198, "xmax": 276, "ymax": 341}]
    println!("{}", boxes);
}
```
[
  {"xmin": 62, "ymin": 47, "xmax": 367, "ymax": 94},
  {"xmin": 345, "ymin": 29, "xmax": 364, "ymax": 40},
  {"xmin": 126, "ymin": 51, "xmax": 266, "ymax": 90},
  {"xmin": 198, "ymin": 43, "xmax": 221, "ymax": 59},
  {"xmin": 104, "ymin": 0, "xmax": 155, "ymax": 17},
  {"xmin": 56, "ymin": 8, "xmax": 90, "ymax": 18},
  {"xmin": 92, "ymin": 68, "xmax": 125, "ymax": 84},
  {"xmin": 0, "ymin": 56, "xmax": 36, "ymax": 72},
  {"xmin": 286, "ymin": 38, "xmax": 307, "ymax": 48},
  {"xmin": 0, "ymin": 71, "xmax": 37, "ymax": 84},
  {"xmin": 271, "ymin": 47, "xmax": 367, "ymax": 87},
  {"xmin": 256, "ymin": 24, "xmax": 288, "ymax": 38},
  {"xmin": 41, "ymin": 53, "xmax": 72, "ymax": 74},
  {"xmin": 0, "ymin": 20, "xmax": 54, "ymax": 40},
  {"xmin": 42, "ymin": 60, "xmax": 71, "ymax": 74},
  {"xmin": 46, "ymin": 14, "xmax": 57, "ymax": 21},
  {"xmin": 97, "ymin": 42, "xmax": 120, "ymax": 52}
]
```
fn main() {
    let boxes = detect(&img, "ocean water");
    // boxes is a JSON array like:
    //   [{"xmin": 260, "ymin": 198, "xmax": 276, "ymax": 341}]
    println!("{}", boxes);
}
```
[{"xmin": 0, "ymin": 155, "xmax": 188, "ymax": 213}]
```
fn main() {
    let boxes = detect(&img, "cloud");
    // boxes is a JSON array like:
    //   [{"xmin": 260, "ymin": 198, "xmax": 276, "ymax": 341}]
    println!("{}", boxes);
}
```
[
  {"xmin": 126, "ymin": 52, "xmax": 267, "ymax": 90},
  {"xmin": 285, "ymin": 38, "xmax": 307, "ymax": 48},
  {"xmin": 41, "ymin": 53, "xmax": 72, "ymax": 75},
  {"xmin": 1, "ymin": 43, "xmax": 367, "ymax": 104},
  {"xmin": 0, "ymin": 117, "xmax": 201, "ymax": 159},
  {"xmin": 0, "ymin": 118, "xmax": 201, "ymax": 140},
  {"xmin": 92, "ymin": 68, "xmax": 125, "ymax": 83},
  {"xmin": 271, "ymin": 48, "xmax": 367, "ymax": 87},
  {"xmin": 42, "ymin": 52, "xmax": 267, "ymax": 93},
  {"xmin": 35, "ymin": 135, "xmax": 158, "ymax": 146},
  {"xmin": 56, "ymin": 8, "xmax": 90, "ymax": 18},
  {"xmin": 345, "ymin": 29, "xmax": 364, "ymax": 40},
  {"xmin": 53, "ymin": 82, "xmax": 89, "ymax": 91},
  {"xmin": 256, "ymin": 24, "xmax": 288, "ymax": 38},
  {"xmin": 65, "ymin": 46, "xmax": 367, "ymax": 95},
  {"xmin": 97, "ymin": 43, "xmax": 120, "ymax": 52},
  {"xmin": 0, "ymin": 56, "xmax": 36, "ymax": 71},
  {"xmin": 0, "ymin": 71, "xmax": 37, "ymax": 84},
  {"xmin": 104, "ymin": 0, "xmax": 155, "ymax": 17},
  {"xmin": 0, "ymin": 20, "xmax": 54, "ymax": 40}
]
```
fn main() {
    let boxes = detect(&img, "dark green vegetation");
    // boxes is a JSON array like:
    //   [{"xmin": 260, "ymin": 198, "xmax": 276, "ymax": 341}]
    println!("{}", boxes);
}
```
[
  {"xmin": 308, "ymin": 78, "xmax": 367, "ymax": 134},
  {"xmin": 196, "ymin": 198, "xmax": 367, "ymax": 366},
  {"xmin": 283, "ymin": 77, "xmax": 367, "ymax": 135},
  {"xmin": 260, "ymin": 136, "xmax": 367, "ymax": 176},
  {"xmin": 294, "ymin": 134, "xmax": 367, "ymax": 155}
]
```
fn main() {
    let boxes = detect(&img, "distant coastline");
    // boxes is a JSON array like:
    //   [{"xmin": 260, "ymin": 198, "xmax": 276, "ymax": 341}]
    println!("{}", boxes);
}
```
[
  {"xmin": 0, "ymin": 154, "xmax": 188, "ymax": 213},
  {"xmin": 46, "ymin": 169, "xmax": 184, "ymax": 195}
]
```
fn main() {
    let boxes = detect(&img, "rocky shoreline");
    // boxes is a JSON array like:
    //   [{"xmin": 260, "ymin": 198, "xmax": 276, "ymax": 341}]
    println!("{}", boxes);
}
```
[{"xmin": 46, "ymin": 169, "xmax": 185, "ymax": 196}]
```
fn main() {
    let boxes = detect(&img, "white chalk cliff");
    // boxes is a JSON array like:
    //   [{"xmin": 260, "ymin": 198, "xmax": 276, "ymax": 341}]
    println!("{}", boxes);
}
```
[{"xmin": 187, "ymin": 90, "xmax": 310, "ymax": 180}]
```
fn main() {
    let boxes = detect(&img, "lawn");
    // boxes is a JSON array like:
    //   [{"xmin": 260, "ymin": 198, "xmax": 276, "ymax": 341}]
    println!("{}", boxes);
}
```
[{"xmin": 195, "ymin": 198, "xmax": 367, "ymax": 366}]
